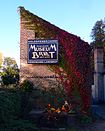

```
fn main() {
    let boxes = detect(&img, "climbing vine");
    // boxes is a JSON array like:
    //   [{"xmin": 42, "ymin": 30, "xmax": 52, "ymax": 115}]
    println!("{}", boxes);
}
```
[{"xmin": 19, "ymin": 7, "xmax": 92, "ymax": 114}]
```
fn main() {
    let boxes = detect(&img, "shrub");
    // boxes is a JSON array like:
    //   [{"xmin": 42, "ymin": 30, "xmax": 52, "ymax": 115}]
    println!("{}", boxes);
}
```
[
  {"xmin": 20, "ymin": 80, "xmax": 34, "ymax": 92},
  {"xmin": 79, "ymin": 114, "xmax": 92, "ymax": 124},
  {"xmin": 0, "ymin": 89, "xmax": 22, "ymax": 125},
  {"xmin": 0, "ymin": 88, "xmax": 39, "ymax": 130},
  {"xmin": 0, "ymin": 119, "xmax": 39, "ymax": 130}
]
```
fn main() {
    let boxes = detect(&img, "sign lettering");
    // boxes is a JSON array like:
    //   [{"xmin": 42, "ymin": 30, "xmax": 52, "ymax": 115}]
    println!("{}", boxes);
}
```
[{"xmin": 28, "ymin": 39, "xmax": 58, "ymax": 63}]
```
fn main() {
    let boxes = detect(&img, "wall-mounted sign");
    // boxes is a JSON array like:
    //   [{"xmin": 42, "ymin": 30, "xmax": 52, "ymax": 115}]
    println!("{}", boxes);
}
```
[{"xmin": 28, "ymin": 39, "xmax": 58, "ymax": 64}]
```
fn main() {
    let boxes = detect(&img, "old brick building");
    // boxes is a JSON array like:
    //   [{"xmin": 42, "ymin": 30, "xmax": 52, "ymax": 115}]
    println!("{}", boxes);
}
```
[{"xmin": 19, "ymin": 7, "xmax": 91, "ymax": 92}]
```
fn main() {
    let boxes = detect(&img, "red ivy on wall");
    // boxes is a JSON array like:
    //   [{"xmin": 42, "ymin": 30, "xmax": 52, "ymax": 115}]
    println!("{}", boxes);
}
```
[{"xmin": 20, "ymin": 7, "xmax": 92, "ymax": 114}]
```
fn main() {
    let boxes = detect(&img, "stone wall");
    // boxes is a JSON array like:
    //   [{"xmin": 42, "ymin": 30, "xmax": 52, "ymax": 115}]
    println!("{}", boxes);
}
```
[{"xmin": 93, "ymin": 47, "xmax": 104, "ymax": 103}]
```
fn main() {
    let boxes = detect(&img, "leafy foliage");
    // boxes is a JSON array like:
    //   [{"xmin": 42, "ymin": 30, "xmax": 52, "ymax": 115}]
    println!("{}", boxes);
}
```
[
  {"xmin": 0, "ymin": 88, "xmax": 39, "ymax": 130},
  {"xmin": 90, "ymin": 19, "xmax": 105, "ymax": 68},
  {"xmin": 21, "ymin": 85, "xmax": 68, "ymax": 112},
  {"xmin": 79, "ymin": 114, "xmax": 92, "ymax": 124},
  {"xmin": 91, "ymin": 19, "xmax": 105, "ymax": 47},
  {"xmin": 20, "ymin": 80, "xmax": 34, "ymax": 92},
  {"xmin": 1, "ymin": 119, "xmax": 39, "ymax": 130},
  {"xmin": 1, "ymin": 57, "xmax": 19, "ymax": 85},
  {"xmin": 0, "ymin": 89, "xmax": 21, "ymax": 124}
]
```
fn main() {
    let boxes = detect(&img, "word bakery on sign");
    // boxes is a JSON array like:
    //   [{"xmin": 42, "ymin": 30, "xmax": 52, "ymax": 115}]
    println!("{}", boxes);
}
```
[{"xmin": 28, "ymin": 39, "xmax": 58, "ymax": 63}]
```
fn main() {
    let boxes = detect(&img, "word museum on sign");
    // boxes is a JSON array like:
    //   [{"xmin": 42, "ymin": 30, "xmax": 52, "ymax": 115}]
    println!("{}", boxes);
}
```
[{"xmin": 28, "ymin": 40, "xmax": 58, "ymax": 64}]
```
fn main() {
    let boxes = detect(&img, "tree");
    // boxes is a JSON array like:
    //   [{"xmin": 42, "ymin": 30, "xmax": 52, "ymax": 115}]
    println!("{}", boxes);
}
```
[
  {"xmin": 90, "ymin": 19, "xmax": 105, "ymax": 67},
  {"xmin": 91, "ymin": 19, "xmax": 105, "ymax": 47},
  {"xmin": 1, "ymin": 57, "xmax": 19, "ymax": 85}
]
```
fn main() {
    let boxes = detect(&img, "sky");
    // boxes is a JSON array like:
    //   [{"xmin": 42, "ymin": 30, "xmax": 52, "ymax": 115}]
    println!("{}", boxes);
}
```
[{"xmin": 0, "ymin": 0, "xmax": 105, "ymax": 66}]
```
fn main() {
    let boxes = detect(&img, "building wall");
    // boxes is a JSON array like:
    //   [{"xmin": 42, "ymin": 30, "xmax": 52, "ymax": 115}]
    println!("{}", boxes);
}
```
[
  {"xmin": 20, "ymin": 19, "xmax": 58, "ymax": 89},
  {"xmin": 20, "ymin": 8, "xmax": 91, "ymax": 93},
  {"xmin": 93, "ymin": 47, "xmax": 104, "ymax": 103}
]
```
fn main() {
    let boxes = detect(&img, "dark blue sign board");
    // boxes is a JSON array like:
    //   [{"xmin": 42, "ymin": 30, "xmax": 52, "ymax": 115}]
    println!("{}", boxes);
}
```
[{"xmin": 28, "ymin": 39, "xmax": 58, "ymax": 64}]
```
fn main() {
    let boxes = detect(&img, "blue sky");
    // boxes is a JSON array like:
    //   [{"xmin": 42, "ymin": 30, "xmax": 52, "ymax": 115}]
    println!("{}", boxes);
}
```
[{"xmin": 0, "ymin": 0, "xmax": 105, "ymax": 66}]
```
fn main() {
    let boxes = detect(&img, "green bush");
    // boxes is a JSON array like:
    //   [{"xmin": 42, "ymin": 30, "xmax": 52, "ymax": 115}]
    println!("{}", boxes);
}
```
[
  {"xmin": 0, "ymin": 88, "xmax": 39, "ymax": 130},
  {"xmin": 20, "ymin": 80, "xmax": 34, "ymax": 92},
  {"xmin": 0, "ymin": 89, "xmax": 22, "ymax": 124},
  {"xmin": 29, "ymin": 86, "xmax": 67, "ymax": 109},
  {"xmin": 0, "ymin": 119, "xmax": 39, "ymax": 131},
  {"xmin": 79, "ymin": 114, "xmax": 92, "ymax": 124}
]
